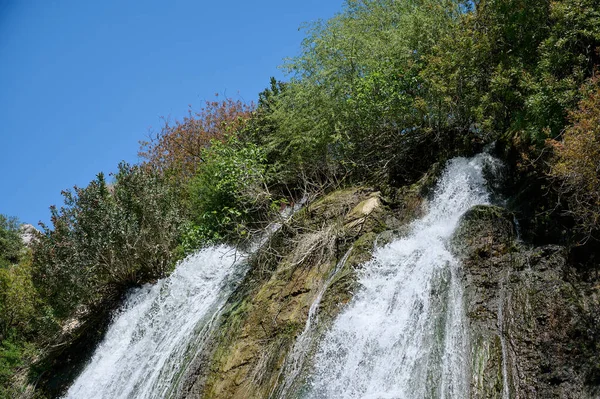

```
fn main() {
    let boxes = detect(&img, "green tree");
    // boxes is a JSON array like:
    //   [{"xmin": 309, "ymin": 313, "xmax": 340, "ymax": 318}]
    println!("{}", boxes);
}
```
[
  {"xmin": 0, "ymin": 255, "xmax": 40, "ymax": 341},
  {"xmin": 0, "ymin": 252, "xmax": 55, "ymax": 399},
  {"xmin": 524, "ymin": 0, "xmax": 600, "ymax": 143},
  {"xmin": 139, "ymin": 97, "xmax": 253, "ymax": 189},
  {"xmin": 266, "ymin": 0, "xmax": 465, "ymax": 185},
  {"xmin": 423, "ymin": 0, "xmax": 600, "ymax": 146},
  {"xmin": 548, "ymin": 78, "xmax": 600, "ymax": 242}
]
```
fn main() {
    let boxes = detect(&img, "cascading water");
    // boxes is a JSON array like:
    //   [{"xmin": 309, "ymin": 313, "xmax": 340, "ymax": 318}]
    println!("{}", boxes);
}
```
[
  {"xmin": 63, "ymin": 199, "xmax": 304, "ymax": 399},
  {"xmin": 64, "ymin": 245, "xmax": 247, "ymax": 399},
  {"xmin": 302, "ymin": 154, "xmax": 500, "ymax": 399}
]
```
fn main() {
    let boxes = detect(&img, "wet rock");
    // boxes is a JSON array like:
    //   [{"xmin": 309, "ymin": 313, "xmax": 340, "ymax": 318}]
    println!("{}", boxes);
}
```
[
  {"xmin": 455, "ymin": 205, "xmax": 600, "ymax": 399},
  {"xmin": 182, "ymin": 187, "xmax": 407, "ymax": 399}
]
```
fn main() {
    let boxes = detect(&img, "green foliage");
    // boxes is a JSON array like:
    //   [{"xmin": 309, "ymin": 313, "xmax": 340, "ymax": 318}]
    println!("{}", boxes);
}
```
[
  {"xmin": 0, "ymin": 215, "xmax": 23, "ymax": 269},
  {"xmin": 0, "ymin": 256, "xmax": 40, "ymax": 341},
  {"xmin": 422, "ymin": 0, "xmax": 600, "ymax": 145},
  {"xmin": 0, "ymin": 253, "xmax": 55, "ymax": 398},
  {"xmin": 139, "ymin": 97, "xmax": 253, "ymax": 188},
  {"xmin": 32, "ymin": 163, "xmax": 184, "ymax": 319},
  {"xmin": 262, "ymin": 0, "xmax": 466, "ymax": 184},
  {"xmin": 184, "ymin": 137, "xmax": 271, "ymax": 250},
  {"xmin": 240, "ymin": 0, "xmax": 600, "ymax": 247},
  {"xmin": 0, "ymin": 216, "xmax": 49, "ymax": 397},
  {"xmin": 524, "ymin": 0, "xmax": 600, "ymax": 142},
  {"xmin": 241, "ymin": 77, "xmax": 286, "ymax": 149}
]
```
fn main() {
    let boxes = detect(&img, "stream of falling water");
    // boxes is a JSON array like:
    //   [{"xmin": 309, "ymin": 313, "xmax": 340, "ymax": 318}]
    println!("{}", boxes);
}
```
[
  {"xmin": 62, "ymin": 155, "xmax": 503, "ymax": 399},
  {"xmin": 302, "ymin": 154, "xmax": 500, "ymax": 399},
  {"xmin": 63, "ymin": 199, "xmax": 306, "ymax": 399},
  {"xmin": 63, "ymin": 246, "xmax": 246, "ymax": 399}
]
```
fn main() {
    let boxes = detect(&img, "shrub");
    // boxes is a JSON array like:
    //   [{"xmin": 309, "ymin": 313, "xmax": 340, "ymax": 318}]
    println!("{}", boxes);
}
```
[
  {"xmin": 139, "ymin": 97, "xmax": 253, "ymax": 189},
  {"xmin": 0, "ymin": 340, "xmax": 25, "ymax": 398},
  {"xmin": 32, "ymin": 163, "xmax": 184, "ymax": 319},
  {"xmin": 0, "ymin": 255, "xmax": 40, "ymax": 341},
  {"xmin": 0, "ymin": 215, "xmax": 23, "ymax": 269},
  {"xmin": 184, "ymin": 136, "xmax": 273, "ymax": 250},
  {"xmin": 0, "ymin": 254, "xmax": 55, "ymax": 399},
  {"xmin": 263, "ymin": 0, "xmax": 467, "ymax": 186}
]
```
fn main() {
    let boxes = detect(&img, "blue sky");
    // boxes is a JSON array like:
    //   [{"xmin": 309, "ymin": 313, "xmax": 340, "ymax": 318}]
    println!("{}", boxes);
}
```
[{"xmin": 0, "ymin": 0, "xmax": 344, "ymax": 226}]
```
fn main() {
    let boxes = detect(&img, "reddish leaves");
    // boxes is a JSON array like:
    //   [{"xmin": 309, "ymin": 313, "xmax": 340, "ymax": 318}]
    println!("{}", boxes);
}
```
[{"xmin": 139, "ymin": 96, "xmax": 254, "ymax": 186}]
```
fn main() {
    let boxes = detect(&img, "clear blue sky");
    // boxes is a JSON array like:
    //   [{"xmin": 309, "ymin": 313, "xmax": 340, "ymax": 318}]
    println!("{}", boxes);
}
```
[{"xmin": 0, "ymin": 0, "xmax": 344, "ymax": 226}]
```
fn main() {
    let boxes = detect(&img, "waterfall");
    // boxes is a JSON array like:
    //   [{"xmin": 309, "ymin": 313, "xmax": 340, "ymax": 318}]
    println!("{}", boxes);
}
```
[
  {"xmin": 63, "ymin": 245, "xmax": 247, "ymax": 399},
  {"xmin": 62, "ymin": 155, "xmax": 499, "ymax": 399},
  {"xmin": 303, "ymin": 154, "xmax": 499, "ymax": 399}
]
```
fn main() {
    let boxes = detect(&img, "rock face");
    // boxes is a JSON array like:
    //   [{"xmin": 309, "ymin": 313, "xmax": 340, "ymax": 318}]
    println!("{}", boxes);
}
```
[
  {"xmin": 453, "ymin": 205, "xmax": 600, "ymax": 398},
  {"xmin": 178, "ymin": 186, "xmax": 422, "ymax": 399},
  {"xmin": 179, "ymin": 178, "xmax": 600, "ymax": 398},
  {"xmin": 20, "ymin": 223, "xmax": 39, "ymax": 246},
  {"xmin": 176, "ymin": 188, "xmax": 380, "ymax": 398}
]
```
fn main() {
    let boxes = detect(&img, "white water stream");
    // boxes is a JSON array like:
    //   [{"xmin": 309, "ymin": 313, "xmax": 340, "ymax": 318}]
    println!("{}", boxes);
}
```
[
  {"xmin": 304, "ymin": 154, "xmax": 499, "ymax": 399},
  {"xmin": 63, "ymin": 246, "xmax": 246, "ymax": 399},
  {"xmin": 63, "ymin": 198, "xmax": 306, "ymax": 399}
]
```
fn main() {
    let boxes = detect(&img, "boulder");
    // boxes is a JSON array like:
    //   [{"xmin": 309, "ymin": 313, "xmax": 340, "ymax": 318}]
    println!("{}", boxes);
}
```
[{"xmin": 20, "ymin": 223, "xmax": 39, "ymax": 246}]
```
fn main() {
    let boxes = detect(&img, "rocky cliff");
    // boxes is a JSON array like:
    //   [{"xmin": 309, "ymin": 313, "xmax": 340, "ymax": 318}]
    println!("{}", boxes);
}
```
[
  {"xmin": 175, "ymin": 167, "xmax": 436, "ymax": 399},
  {"xmin": 173, "ymin": 164, "xmax": 600, "ymax": 398},
  {"xmin": 454, "ymin": 205, "xmax": 600, "ymax": 398}
]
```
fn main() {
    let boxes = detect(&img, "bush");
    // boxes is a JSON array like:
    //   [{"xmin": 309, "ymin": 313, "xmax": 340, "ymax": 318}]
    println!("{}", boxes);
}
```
[
  {"xmin": 0, "ymin": 253, "xmax": 55, "ymax": 399},
  {"xmin": 0, "ymin": 340, "xmax": 25, "ymax": 398},
  {"xmin": 0, "ymin": 255, "xmax": 42, "ymax": 341},
  {"xmin": 184, "ymin": 136, "xmax": 274, "ymax": 250},
  {"xmin": 0, "ymin": 215, "xmax": 23, "ymax": 269},
  {"xmin": 260, "ymin": 0, "xmax": 472, "ymax": 186},
  {"xmin": 139, "ymin": 97, "xmax": 253, "ymax": 189},
  {"xmin": 32, "ymin": 163, "xmax": 184, "ymax": 319}
]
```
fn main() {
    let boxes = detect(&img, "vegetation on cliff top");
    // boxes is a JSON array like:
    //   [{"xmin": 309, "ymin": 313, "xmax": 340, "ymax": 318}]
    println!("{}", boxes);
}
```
[{"xmin": 2, "ymin": 0, "xmax": 600, "ymax": 396}]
